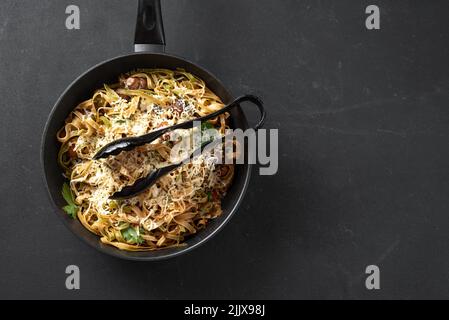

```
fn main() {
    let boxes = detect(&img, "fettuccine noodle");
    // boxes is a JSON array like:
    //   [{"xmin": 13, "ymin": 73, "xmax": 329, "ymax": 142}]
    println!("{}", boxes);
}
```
[{"xmin": 57, "ymin": 69, "xmax": 234, "ymax": 251}]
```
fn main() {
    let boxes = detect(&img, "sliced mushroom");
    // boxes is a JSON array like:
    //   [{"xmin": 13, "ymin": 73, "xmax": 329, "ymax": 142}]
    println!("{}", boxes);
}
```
[
  {"xmin": 125, "ymin": 77, "xmax": 148, "ymax": 90},
  {"xmin": 172, "ymin": 99, "xmax": 185, "ymax": 114}
]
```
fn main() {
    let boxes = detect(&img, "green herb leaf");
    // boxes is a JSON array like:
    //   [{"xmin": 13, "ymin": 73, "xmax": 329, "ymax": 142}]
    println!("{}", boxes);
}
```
[
  {"xmin": 121, "ymin": 227, "xmax": 144, "ymax": 245},
  {"xmin": 61, "ymin": 182, "xmax": 78, "ymax": 219},
  {"xmin": 62, "ymin": 183, "xmax": 74, "ymax": 205},
  {"xmin": 207, "ymin": 191, "xmax": 212, "ymax": 202},
  {"xmin": 122, "ymin": 206, "xmax": 132, "ymax": 213},
  {"xmin": 62, "ymin": 205, "xmax": 77, "ymax": 219},
  {"xmin": 99, "ymin": 116, "xmax": 111, "ymax": 127},
  {"xmin": 201, "ymin": 122, "xmax": 214, "ymax": 131},
  {"xmin": 201, "ymin": 122, "xmax": 216, "ymax": 145},
  {"xmin": 115, "ymin": 119, "xmax": 126, "ymax": 124}
]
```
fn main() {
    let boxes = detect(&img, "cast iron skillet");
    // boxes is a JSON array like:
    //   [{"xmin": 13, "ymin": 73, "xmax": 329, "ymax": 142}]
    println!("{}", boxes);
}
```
[{"xmin": 41, "ymin": 0, "xmax": 253, "ymax": 261}]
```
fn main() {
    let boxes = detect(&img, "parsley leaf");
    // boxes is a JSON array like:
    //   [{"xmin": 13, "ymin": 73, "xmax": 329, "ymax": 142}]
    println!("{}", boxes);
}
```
[
  {"xmin": 201, "ymin": 122, "xmax": 216, "ymax": 145},
  {"xmin": 62, "ymin": 205, "xmax": 77, "ymax": 219},
  {"xmin": 121, "ymin": 227, "xmax": 145, "ymax": 245},
  {"xmin": 201, "ymin": 121, "xmax": 214, "ymax": 131},
  {"xmin": 61, "ymin": 182, "xmax": 78, "ymax": 219}
]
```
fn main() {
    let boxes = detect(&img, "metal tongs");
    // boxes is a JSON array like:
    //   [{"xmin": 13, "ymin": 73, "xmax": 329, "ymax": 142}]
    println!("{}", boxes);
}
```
[{"xmin": 93, "ymin": 95, "xmax": 266, "ymax": 200}]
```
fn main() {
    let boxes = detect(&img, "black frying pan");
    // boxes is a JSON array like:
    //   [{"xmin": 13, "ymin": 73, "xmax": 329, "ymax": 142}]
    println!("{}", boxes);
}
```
[{"xmin": 41, "ymin": 0, "xmax": 254, "ymax": 261}]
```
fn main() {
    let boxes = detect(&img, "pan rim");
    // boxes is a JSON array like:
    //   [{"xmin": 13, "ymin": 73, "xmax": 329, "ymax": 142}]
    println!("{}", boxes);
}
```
[{"xmin": 40, "ymin": 52, "xmax": 252, "ymax": 261}]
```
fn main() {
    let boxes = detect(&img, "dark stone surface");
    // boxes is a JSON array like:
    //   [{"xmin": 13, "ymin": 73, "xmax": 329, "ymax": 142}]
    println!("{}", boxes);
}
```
[{"xmin": 1, "ymin": 0, "xmax": 449, "ymax": 299}]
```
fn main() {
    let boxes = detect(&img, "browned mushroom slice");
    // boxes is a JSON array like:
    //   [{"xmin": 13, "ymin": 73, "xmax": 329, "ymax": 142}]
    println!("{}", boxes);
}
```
[{"xmin": 125, "ymin": 77, "xmax": 148, "ymax": 90}]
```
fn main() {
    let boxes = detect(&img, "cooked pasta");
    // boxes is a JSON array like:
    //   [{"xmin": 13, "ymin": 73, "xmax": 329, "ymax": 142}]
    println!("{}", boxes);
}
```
[{"xmin": 57, "ymin": 69, "xmax": 234, "ymax": 251}]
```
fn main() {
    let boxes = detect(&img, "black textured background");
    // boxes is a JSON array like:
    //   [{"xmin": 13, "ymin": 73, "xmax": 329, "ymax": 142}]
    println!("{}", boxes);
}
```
[{"xmin": 1, "ymin": 0, "xmax": 449, "ymax": 299}]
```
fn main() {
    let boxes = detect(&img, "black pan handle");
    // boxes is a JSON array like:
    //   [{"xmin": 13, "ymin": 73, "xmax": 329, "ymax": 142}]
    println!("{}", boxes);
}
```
[{"xmin": 134, "ymin": 0, "xmax": 166, "ymax": 53}]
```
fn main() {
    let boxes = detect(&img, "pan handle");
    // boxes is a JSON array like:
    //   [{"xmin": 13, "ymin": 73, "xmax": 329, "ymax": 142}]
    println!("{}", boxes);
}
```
[{"xmin": 134, "ymin": 0, "xmax": 166, "ymax": 53}]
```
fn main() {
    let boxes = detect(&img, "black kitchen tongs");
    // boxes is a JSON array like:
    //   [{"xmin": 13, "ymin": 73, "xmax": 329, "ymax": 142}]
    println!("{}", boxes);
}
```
[{"xmin": 93, "ymin": 95, "xmax": 266, "ymax": 200}]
